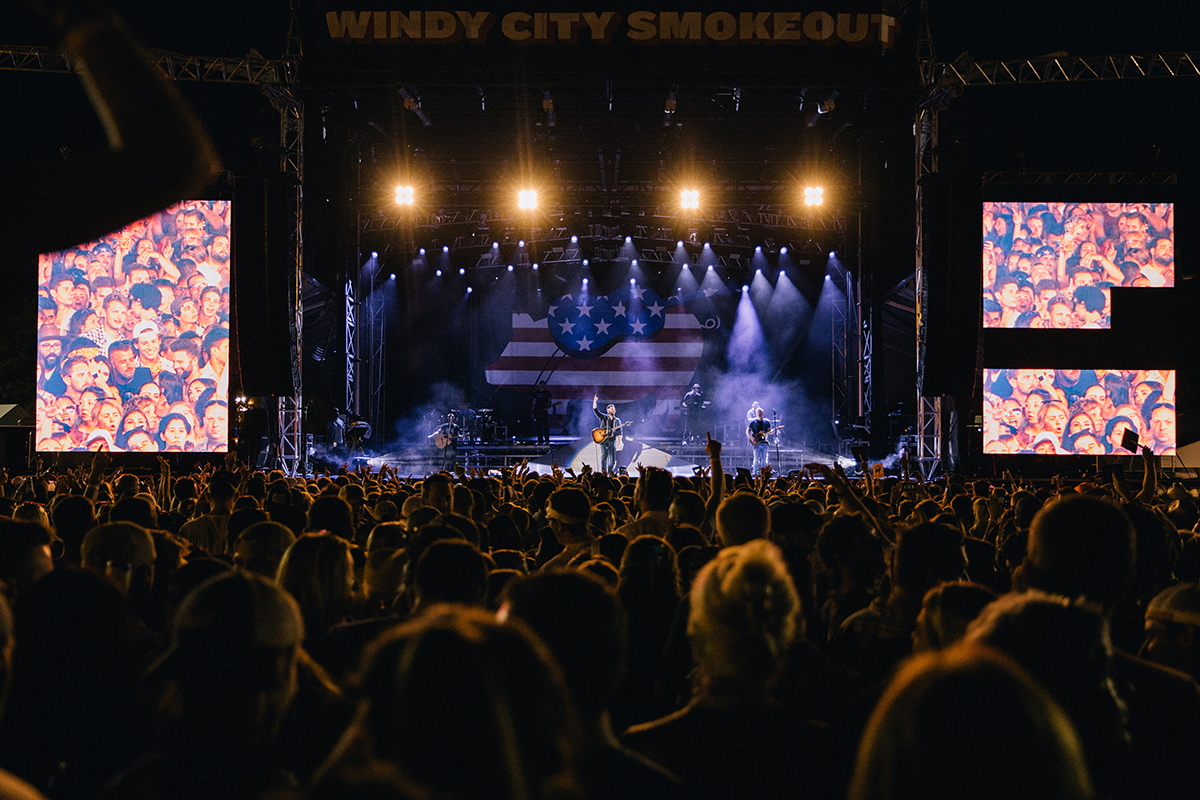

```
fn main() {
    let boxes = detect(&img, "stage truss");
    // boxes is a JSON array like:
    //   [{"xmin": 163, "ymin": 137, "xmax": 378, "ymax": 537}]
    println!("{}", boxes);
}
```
[
  {"xmin": 912, "ymin": 19, "xmax": 1199, "ymax": 476},
  {"xmin": 1, "ymin": 5, "xmax": 306, "ymax": 474}
]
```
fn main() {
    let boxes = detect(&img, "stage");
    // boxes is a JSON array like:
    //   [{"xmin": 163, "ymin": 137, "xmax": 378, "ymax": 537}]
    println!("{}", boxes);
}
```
[{"xmin": 362, "ymin": 435, "xmax": 841, "ymax": 477}]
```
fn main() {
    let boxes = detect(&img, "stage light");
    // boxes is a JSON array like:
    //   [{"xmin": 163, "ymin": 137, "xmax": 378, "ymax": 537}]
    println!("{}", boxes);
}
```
[
  {"xmin": 677, "ymin": 240, "xmax": 684, "ymax": 247},
  {"xmin": 780, "ymin": 246, "xmax": 788, "ymax": 255},
  {"xmin": 371, "ymin": 251, "xmax": 378, "ymax": 259},
  {"xmin": 459, "ymin": 268, "xmax": 466, "ymax": 275},
  {"xmin": 507, "ymin": 265, "xmax": 514, "ymax": 272},
  {"xmin": 389, "ymin": 273, "xmax": 395, "ymax": 280},
  {"xmin": 435, "ymin": 269, "xmax": 442, "ymax": 277},
  {"xmin": 571, "ymin": 235, "xmax": 578, "ymax": 244},
  {"xmin": 419, "ymin": 247, "xmax": 426, "ymax": 255},
  {"xmin": 631, "ymin": 259, "xmax": 638, "ymax": 266},
  {"xmin": 756, "ymin": 268, "xmax": 762, "ymax": 274},
  {"xmin": 830, "ymin": 250, "xmax": 837, "ymax": 257},
  {"xmin": 703, "ymin": 242, "xmax": 710, "ymax": 249},
  {"xmin": 518, "ymin": 239, "xmax": 526, "ymax": 247},
  {"xmin": 442, "ymin": 245, "xmax": 450, "ymax": 253},
  {"xmin": 680, "ymin": 189, "xmax": 700, "ymax": 210},
  {"xmin": 583, "ymin": 259, "xmax": 589, "ymax": 266},
  {"xmin": 804, "ymin": 186, "xmax": 824, "ymax": 206},
  {"xmin": 492, "ymin": 242, "xmax": 499, "ymax": 249},
  {"xmin": 394, "ymin": 185, "xmax": 414, "ymax": 206},
  {"xmin": 518, "ymin": 189, "xmax": 538, "ymax": 209},
  {"xmin": 741, "ymin": 285, "xmax": 749, "ymax": 292},
  {"xmin": 467, "ymin": 286, "xmax": 473, "ymax": 293},
  {"xmin": 824, "ymin": 274, "xmax": 831, "ymax": 281},
  {"xmin": 582, "ymin": 278, "xmax": 588, "ymax": 285},
  {"xmin": 625, "ymin": 236, "xmax": 632, "ymax": 244},
  {"xmin": 532, "ymin": 263, "xmax": 539, "ymax": 270},
  {"xmin": 755, "ymin": 245, "xmax": 762, "ymax": 253}
]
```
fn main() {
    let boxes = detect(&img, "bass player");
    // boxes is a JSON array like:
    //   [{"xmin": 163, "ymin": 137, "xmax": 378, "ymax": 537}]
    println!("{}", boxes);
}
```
[{"xmin": 747, "ymin": 406, "xmax": 772, "ymax": 474}]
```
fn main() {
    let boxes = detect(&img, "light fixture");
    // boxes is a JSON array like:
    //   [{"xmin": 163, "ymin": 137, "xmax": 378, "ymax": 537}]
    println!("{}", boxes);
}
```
[
  {"xmin": 680, "ymin": 189, "xmax": 700, "ymax": 210},
  {"xmin": 518, "ymin": 240, "xmax": 526, "ymax": 247},
  {"xmin": 780, "ymin": 246, "xmax": 789, "ymax": 255},
  {"xmin": 371, "ymin": 251, "xmax": 378, "ymax": 259},
  {"xmin": 435, "ymin": 269, "xmax": 442, "ymax": 277},
  {"xmin": 442, "ymin": 245, "xmax": 450, "ymax": 253},
  {"xmin": 467, "ymin": 286, "xmax": 473, "ymax": 293},
  {"xmin": 459, "ymin": 268, "xmax": 466, "ymax": 275},
  {"xmin": 804, "ymin": 187, "xmax": 824, "ymax": 206},
  {"xmin": 518, "ymin": 189, "xmax": 538, "ymax": 210},
  {"xmin": 394, "ymin": 186, "xmax": 414, "ymax": 206}
]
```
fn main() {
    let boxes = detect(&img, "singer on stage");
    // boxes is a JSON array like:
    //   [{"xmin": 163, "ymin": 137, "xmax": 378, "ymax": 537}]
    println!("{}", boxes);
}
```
[
  {"xmin": 747, "ymin": 407, "xmax": 772, "ymax": 473},
  {"xmin": 593, "ymin": 394, "xmax": 621, "ymax": 475}
]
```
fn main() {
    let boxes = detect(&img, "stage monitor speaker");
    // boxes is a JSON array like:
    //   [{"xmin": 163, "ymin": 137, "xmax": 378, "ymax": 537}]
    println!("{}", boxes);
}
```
[{"xmin": 920, "ymin": 172, "xmax": 981, "ymax": 397}]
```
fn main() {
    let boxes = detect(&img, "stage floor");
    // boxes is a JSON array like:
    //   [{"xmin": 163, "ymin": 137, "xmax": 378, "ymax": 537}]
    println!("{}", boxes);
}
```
[{"xmin": 364, "ymin": 435, "xmax": 840, "ymax": 477}]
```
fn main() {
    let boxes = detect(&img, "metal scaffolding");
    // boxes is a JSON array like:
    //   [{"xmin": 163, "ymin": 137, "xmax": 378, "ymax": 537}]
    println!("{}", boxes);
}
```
[
  {"xmin": 2, "ymin": 18, "xmax": 304, "ymax": 474},
  {"xmin": 913, "ymin": 31, "xmax": 1197, "ymax": 476}
]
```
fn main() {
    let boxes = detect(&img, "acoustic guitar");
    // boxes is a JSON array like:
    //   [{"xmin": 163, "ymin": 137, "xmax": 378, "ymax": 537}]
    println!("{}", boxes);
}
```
[{"xmin": 591, "ymin": 421, "xmax": 633, "ymax": 444}]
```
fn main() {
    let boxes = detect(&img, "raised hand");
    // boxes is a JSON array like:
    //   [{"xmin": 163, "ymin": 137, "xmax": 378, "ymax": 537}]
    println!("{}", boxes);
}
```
[{"xmin": 705, "ymin": 432, "xmax": 722, "ymax": 459}]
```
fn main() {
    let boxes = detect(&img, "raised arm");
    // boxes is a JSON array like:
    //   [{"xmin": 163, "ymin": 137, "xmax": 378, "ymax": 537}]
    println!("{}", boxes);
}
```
[{"xmin": 5, "ymin": 0, "xmax": 221, "ymax": 255}]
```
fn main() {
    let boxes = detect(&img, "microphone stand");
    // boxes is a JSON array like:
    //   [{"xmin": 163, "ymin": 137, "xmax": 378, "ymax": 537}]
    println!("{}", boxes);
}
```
[{"xmin": 772, "ymin": 408, "xmax": 781, "ymax": 474}]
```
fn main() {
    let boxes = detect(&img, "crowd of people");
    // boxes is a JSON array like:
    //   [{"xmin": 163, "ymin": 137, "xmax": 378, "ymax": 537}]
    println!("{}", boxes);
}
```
[
  {"xmin": 0, "ymin": 439, "xmax": 1196, "ymax": 799},
  {"xmin": 982, "ymin": 201, "xmax": 1175, "ymax": 329},
  {"xmin": 34, "ymin": 202, "xmax": 231, "ymax": 453},
  {"xmin": 983, "ymin": 368, "xmax": 1176, "ymax": 455}
]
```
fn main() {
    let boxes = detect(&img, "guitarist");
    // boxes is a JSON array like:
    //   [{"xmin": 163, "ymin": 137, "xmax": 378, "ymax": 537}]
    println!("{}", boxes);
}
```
[
  {"xmin": 531, "ymin": 381, "xmax": 553, "ymax": 445},
  {"xmin": 436, "ymin": 412, "xmax": 461, "ymax": 470},
  {"xmin": 592, "ymin": 394, "xmax": 622, "ymax": 475},
  {"xmin": 747, "ymin": 407, "xmax": 772, "ymax": 474}
]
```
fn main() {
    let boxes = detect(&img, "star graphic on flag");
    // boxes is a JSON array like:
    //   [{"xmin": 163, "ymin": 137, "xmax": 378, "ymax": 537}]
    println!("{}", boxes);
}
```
[
  {"xmin": 613, "ymin": 302, "xmax": 627, "ymax": 318},
  {"xmin": 559, "ymin": 319, "xmax": 576, "ymax": 335},
  {"xmin": 577, "ymin": 336, "xmax": 593, "ymax": 351},
  {"xmin": 577, "ymin": 300, "xmax": 593, "ymax": 317},
  {"xmin": 647, "ymin": 301, "xmax": 664, "ymax": 317},
  {"xmin": 630, "ymin": 318, "xmax": 647, "ymax": 335},
  {"xmin": 594, "ymin": 319, "xmax": 611, "ymax": 335},
  {"xmin": 629, "ymin": 284, "xmax": 646, "ymax": 300},
  {"xmin": 548, "ymin": 303, "xmax": 559, "ymax": 317}
]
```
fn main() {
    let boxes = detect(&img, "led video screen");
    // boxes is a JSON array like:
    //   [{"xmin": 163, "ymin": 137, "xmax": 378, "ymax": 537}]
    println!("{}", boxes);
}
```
[
  {"xmin": 983, "ymin": 202, "xmax": 1175, "ymax": 329},
  {"xmin": 982, "ymin": 368, "xmax": 1175, "ymax": 455},
  {"xmin": 35, "ymin": 201, "xmax": 231, "ymax": 452}
]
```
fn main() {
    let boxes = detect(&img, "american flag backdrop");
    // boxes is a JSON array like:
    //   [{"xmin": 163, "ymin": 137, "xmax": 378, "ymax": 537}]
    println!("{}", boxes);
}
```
[{"xmin": 485, "ymin": 284, "xmax": 706, "ymax": 403}]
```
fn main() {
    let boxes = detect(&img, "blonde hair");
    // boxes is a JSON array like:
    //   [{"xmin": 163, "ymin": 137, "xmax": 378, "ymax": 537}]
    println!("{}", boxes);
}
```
[{"xmin": 687, "ymin": 539, "xmax": 798, "ymax": 687}]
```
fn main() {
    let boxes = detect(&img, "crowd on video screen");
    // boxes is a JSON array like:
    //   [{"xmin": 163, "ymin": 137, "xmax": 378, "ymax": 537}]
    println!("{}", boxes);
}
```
[
  {"xmin": 983, "ymin": 368, "xmax": 1176, "ymax": 455},
  {"xmin": 983, "ymin": 202, "xmax": 1175, "ymax": 329},
  {"xmin": 35, "ymin": 201, "xmax": 231, "ymax": 453}
]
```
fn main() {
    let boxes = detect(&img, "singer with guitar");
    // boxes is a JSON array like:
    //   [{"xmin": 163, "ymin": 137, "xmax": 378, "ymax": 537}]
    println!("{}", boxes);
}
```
[
  {"xmin": 746, "ymin": 407, "xmax": 777, "ymax": 474},
  {"xmin": 592, "ymin": 394, "xmax": 627, "ymax": 475},
  {"xmin": 428, "ymin": 412, "xmax": 461, "ymax": 470}
]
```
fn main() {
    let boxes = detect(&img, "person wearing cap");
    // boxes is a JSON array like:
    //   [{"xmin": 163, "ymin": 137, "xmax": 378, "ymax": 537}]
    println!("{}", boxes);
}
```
[
  {"xmin": 131, "ymin": 321, "xmax": 174, "ymax": 379},
  {"xmin": 540, "ymin": 486, "xmax": 594, "ymax": 571},
  {"xmin": 1142, "ymin": 583, "xmax": 1200, "ymax": 682},
  {"xmin": 106, "ymin": 572, "xmax": 304, "ymax": 799},
  {"xmin": 37, "ymin": 333, "xmax": 65, "ymax": 392}
]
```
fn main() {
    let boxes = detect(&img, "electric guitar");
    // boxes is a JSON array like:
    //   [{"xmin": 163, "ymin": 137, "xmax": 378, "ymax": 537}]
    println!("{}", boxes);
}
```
[
  {"xmin": 747, "ymin": 424, "xmax": 783, "ymax": 447},
  {"xmin": 592, "ymin": 421, "xmax": 633, "ymax": 444}
]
